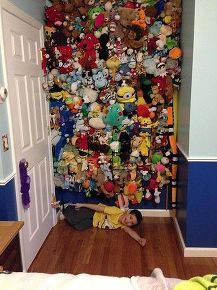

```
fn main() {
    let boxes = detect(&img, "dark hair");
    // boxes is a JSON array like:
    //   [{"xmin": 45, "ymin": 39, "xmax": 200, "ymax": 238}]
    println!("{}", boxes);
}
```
[{"xmin": 130, "ymin": 209, "xmax": 143, "ymax": 226}]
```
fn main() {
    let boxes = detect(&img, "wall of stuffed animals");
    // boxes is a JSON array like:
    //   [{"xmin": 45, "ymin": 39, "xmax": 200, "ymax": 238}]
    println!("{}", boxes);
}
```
[{"xmin": 42, "ymin": 0, "xmax": 182, "ymax": 210}]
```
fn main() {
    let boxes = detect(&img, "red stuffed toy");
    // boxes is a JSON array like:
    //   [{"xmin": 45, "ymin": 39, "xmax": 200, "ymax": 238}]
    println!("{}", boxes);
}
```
[
  {"xmin": 45, "ymin": 6, "xmax": 65, "ymax": 27},
  {"xmin": 78, "ymin": 33, "xmax": 99, "ymax": 69},
  {"xmin": 55, "ymin": 46, "xmax": 73, "ymax": 62}
]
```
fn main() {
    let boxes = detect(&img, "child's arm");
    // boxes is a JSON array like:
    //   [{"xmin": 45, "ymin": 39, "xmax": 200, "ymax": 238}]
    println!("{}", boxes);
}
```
[
  {"xmin": 73, "ymin": 203, "xmax": 105, "ymax": 212},
  {"xmin": 123, "ymin": 226, "xmax": 146, "ymax": 247}
]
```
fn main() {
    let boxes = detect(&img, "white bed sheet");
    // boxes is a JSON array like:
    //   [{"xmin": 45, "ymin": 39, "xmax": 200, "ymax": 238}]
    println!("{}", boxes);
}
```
[{"xmin": 0, "ymin": 268, "xmax": 182, "ymax": 290}]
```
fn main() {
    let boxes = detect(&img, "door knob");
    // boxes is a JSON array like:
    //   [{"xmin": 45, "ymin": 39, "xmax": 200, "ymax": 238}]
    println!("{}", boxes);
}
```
[{"xmin": 0, "ymin": 87, "xmax": 8, "ymax": 103}]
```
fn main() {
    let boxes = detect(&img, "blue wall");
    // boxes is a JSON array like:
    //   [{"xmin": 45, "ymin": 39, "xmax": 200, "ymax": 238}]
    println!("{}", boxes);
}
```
[
  {"xmin": 176, "ymin": 0, "xmax": 217, "ymax": 248},
  {"xmin": 0, "ymin": 179, "xmax": 17, "ymax": 220},
  {"xmin": 177, "ymin": 151, "xmax": 217, "ymax": 247},
  {"xmin": 187, "ymin": 161, "xmax": 217, "ymax": 247}
]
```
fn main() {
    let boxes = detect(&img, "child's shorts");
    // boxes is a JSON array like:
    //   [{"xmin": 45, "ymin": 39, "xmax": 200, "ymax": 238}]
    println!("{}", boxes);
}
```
[{"xmin": 63, "ymin": 205, "xmax": 95, "ymax": 231}]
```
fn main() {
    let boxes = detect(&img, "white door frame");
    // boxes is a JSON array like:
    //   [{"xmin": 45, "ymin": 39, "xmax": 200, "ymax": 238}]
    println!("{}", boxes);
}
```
[{"xmin": 0, "ymin": 0, "xmax": 56, "ymax": 271}]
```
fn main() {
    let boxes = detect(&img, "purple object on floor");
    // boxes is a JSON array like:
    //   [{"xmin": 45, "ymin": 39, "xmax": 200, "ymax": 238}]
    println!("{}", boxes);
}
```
[{"xmin": 19, "ymin": 159, "xmax": 31, "ymax": 208}]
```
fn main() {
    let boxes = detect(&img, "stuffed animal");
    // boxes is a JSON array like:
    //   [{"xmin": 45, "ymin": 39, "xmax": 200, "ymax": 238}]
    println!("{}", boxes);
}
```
[
  {"xmin": 92, "ymin": 70, "xmax": 108, "ymax": 89},
  {"xmin": 78, "ymin": 33, "xmax": 99, "ymax": 69},
  {"xmin": 103, "ymin": 103, "xmax": 124, "ymax": 129},
  {"xmin": 98, "ymin": 33, "xmax": 110, "ymax": 60},
  {"xmin": 79, "ymin": 87, "xmax": 98, "ymax": 103},
  {"xmin": 130, "ymin": 135, "xmax": 142, "ymax": 158},
  {"xmin": 106, "ymin": 56, "xmax": 121, "ymax": 80},
  {"xmin": 88, "ymin": 6, "xmax": 105, "ymax": 30},
  {"xmin": 44, "ymin": 0, "xmax": 182, "ymax": 208},
  {"xmin": 119, "ymin": 131, "xmax": 131, "ymax": 162},
  {"xmin": 124, "ymin": 25, "xmax": 146, "ymax": 49},
  {"xmin": 117, "ymin": 85, "xmax": 137, "ymax": 115},
  {"xmin": 45, "ymin": 6, "xmax": 65, "ymax": 27},
  {"xmin": 139, "ymin": 132, "xmax": 151, "ymax": 157},
  {"xmin": 118, "ymin": 7, "xmax": 139, "ymax": 28},
  {"xmin": 150, "ymin": 85, "xmax": 165, "ymax": 105}
]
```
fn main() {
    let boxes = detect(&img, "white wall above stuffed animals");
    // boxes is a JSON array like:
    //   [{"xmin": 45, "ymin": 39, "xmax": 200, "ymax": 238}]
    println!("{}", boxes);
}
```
[
  {"xmin": 7, "ymin": 0, "xmax": 45, "ymax": 22},
  {"xmin": 178, "ymin": 0, "xmax": 217, "ymax": 160},
  {"xmin": 177, "ymin": 0, "xmax": 195, "ymax": 157},
  {"xmin": 189, "ymin": 0, "xmax": 217, "ymax": 160}
]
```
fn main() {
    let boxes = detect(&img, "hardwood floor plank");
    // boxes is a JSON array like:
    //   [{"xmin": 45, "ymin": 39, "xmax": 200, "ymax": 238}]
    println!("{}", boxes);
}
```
[{"xmin": 28, "ymin": 218, "xmax": 217, "ymax": 279}]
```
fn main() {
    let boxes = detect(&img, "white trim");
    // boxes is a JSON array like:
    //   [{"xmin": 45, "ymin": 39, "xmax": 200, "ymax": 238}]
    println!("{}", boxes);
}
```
[
  {"xmin": 140, "ymin": 209, "xmax": 172, "ymax": 217},
  {"xmin": 177, "ymin": 143, "xmax": 217, "ymax": 162},
  {"xmin": 173, "ymin": 218, "xmax": 217, "ymax": 257},
  {"xmin": 0, "ymin": 172, "xmax": 15, "ymax": 185},
  {"xmin": 62, "ymin": 203, "xmax": 172, "ymax": 218},
  {"xmin": 184, "ymin": 247, "xmax": 217, "ymax": 258},
  {"xmin": 187, "ymin": 156, "xmax": 217, "ymax": 162}
]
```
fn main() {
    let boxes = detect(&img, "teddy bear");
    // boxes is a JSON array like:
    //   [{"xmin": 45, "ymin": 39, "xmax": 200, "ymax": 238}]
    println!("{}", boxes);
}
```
[
  {"xmin": 164, "ymin": 75, "xmax": 174, "ymax": 101},
  {"xmin": 118, "ymin": 7, "xmax": 139, "ymax": 28},
  {"xmin": 156, "ymin": 24, "xmax": 172, "ymax": 50},
  {"xmin": 124, "ymin": 24, "xmax": 147, "ymax": 49},
  {"xmin": 150, "ymin": 85, "xmax": 165, "ymax": 105},
  {"xmin": 49, "ymin": 0, "xmax": 64, "ymax": 12},
  {"xmin": 113, "ymin": 7, "xmax": 139, "ymax": 40}
]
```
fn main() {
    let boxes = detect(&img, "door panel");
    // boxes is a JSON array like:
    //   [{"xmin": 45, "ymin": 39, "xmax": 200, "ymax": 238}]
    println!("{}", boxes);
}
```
[{"xmin": 2, "ymin": 9, "xmax": 54, "ymax": 270}]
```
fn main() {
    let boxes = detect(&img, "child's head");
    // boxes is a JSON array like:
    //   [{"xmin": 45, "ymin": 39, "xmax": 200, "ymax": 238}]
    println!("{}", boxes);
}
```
[
  {"xmin": 121, "ymin": 210, "xmax": 143, "ymax": 227},
  {"xmin": 130, "ymin": 209, "xmax": 143, "ymax": 226}
]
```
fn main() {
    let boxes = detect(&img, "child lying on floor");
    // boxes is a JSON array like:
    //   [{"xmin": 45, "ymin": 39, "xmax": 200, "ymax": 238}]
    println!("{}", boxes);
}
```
[{"xmin": 63, "ymin": 203, "xmax": 146, "ymax": 247}]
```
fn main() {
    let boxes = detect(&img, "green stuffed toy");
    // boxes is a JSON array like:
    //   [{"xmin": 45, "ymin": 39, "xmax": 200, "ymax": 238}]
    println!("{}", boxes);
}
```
[
  {"xmin": 175, "ymin": 274, "xmax": 217, "ymax": 290},
  {"xmin": 103, "ymin": 103, "xmax": 124, "ymax": 130}
]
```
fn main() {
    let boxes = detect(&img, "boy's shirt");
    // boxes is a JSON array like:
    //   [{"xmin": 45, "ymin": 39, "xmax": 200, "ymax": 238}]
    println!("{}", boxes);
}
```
[{"xmin": 93, "ymin": 204, "xmax": 124, "ymax": 229}]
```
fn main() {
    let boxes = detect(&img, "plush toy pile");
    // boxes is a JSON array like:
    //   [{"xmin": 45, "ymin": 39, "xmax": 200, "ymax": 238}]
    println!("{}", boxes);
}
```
[{"xmin": 43, "ymin": 0, "xmax": 182, "ymax": 209}]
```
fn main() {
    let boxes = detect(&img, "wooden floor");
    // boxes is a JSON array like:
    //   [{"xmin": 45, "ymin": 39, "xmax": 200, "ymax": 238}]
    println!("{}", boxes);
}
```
[{"xmin": 28, "ymin": 217, "xmax": 217, "ymax": 279}]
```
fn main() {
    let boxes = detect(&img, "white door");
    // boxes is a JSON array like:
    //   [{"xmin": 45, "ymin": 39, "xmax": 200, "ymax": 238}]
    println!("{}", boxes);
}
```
[{"xmin": 1, "ymin": 8, "xmax": 55, "ymax": 270}]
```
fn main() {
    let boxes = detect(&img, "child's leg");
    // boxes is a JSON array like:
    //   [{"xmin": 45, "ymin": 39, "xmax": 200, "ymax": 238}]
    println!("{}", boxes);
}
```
[
  {"xmin": 63, "ymin": 205, "xmax": 95, "ymax": 230},
  {"xmin": 74, "ymin": 216, "xmax": 94, "ymax": 230}
]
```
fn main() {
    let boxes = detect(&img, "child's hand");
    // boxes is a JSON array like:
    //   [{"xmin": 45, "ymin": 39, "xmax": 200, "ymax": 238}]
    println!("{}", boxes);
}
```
[{"xmin": 138, "ymin": 238, "xmax": 146, "ymax": 247}]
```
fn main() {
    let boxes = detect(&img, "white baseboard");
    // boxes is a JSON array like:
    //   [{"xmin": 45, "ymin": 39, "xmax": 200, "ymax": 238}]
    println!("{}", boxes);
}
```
[
  {"xmin": 140, "ymin": 209, "xmax": 172, "ymax": 217},
  {"xmin": 61, "ymin": 203, "xmax": 172, "ymax": 218},
  {"xmin": 173, "ymin": 218, "xmax": 217, "ymax": 257}
]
